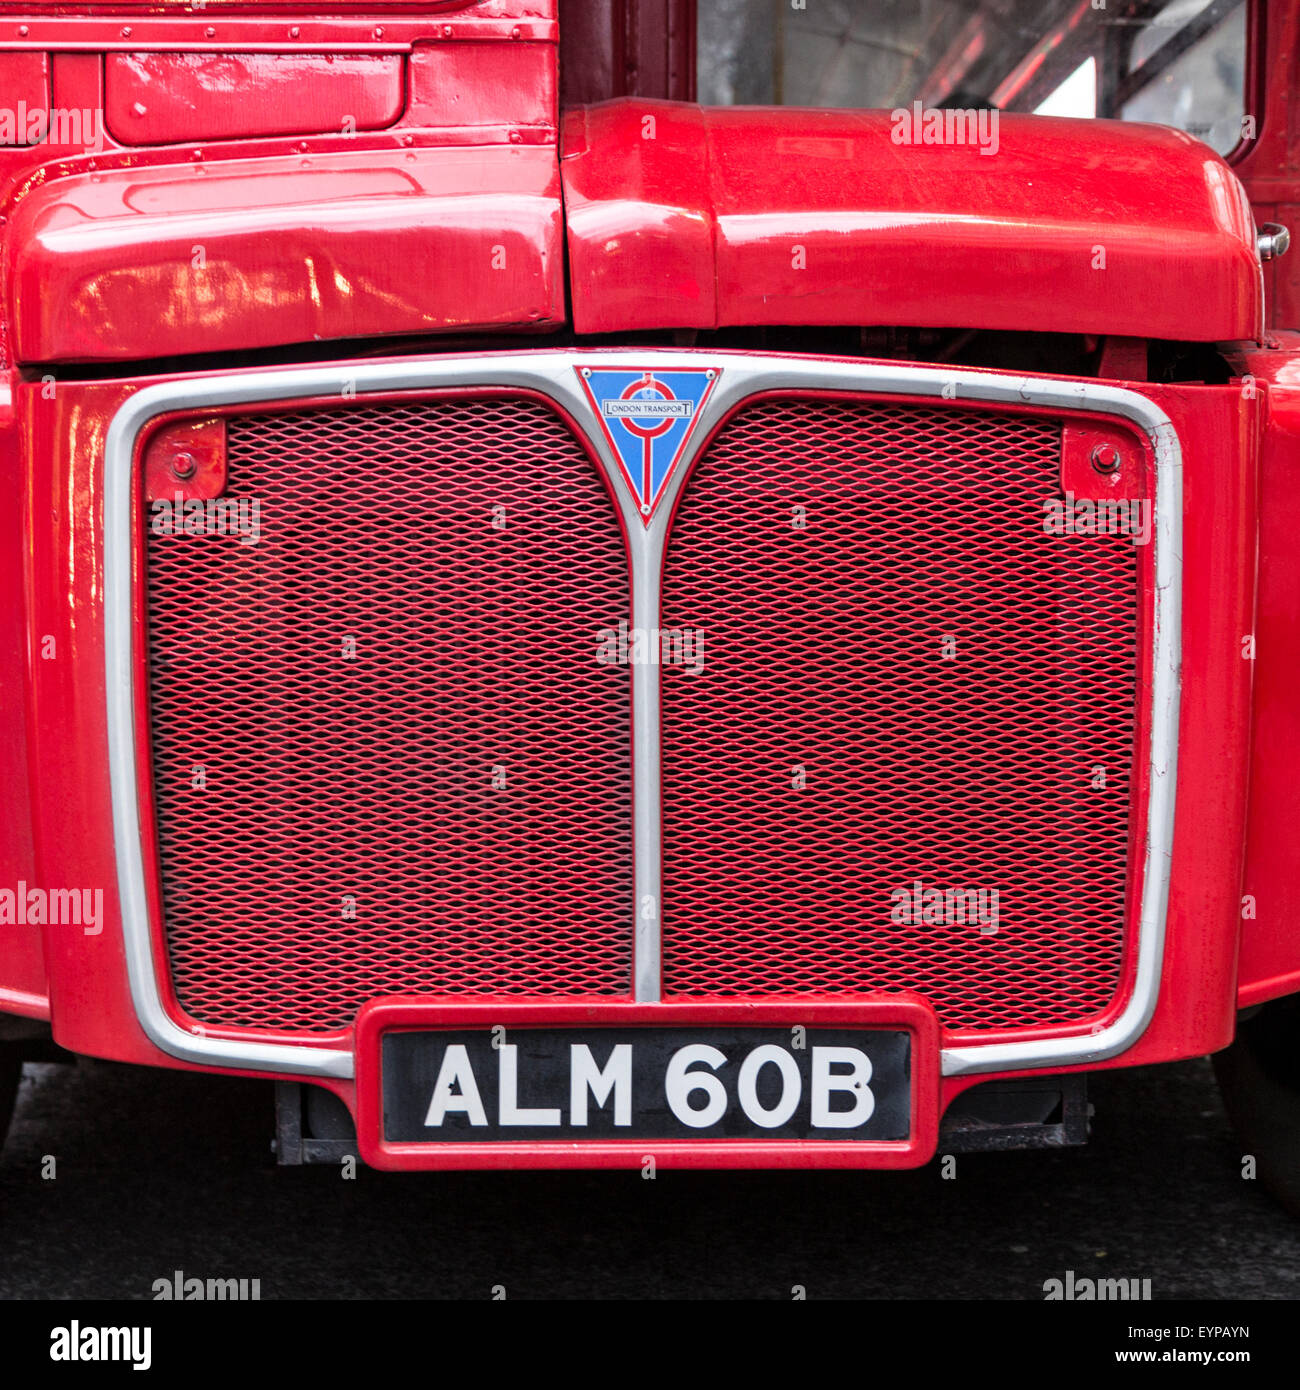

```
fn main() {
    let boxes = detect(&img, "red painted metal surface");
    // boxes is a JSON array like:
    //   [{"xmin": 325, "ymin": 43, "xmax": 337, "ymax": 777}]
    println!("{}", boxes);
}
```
[
  {"xmin": 659, "ymin": 397, "xmax": 1145, "ymax": 1035},
  {"xmin": 9, "ymin": 145, "xmax": 566, "ymax": 363},
  {"xmin": 0, "ymin": 12, "xmax": 563, "ymax": 369},
  {"xmin": 353, "ymin": 996, "xmax": 942, "ymax": 1171},
  {"xmin": 407, "ymin": 42, "xmax": 557, "ymax": 132},
  {"xmin": 104, "ymin": 53, "xmax": 404, "ymax": 146},
  {"xmin": 18, "ymin": 378, "xmax": 139, "ymax": 1044},
  {"xmin": 143, "ymin": 394, "xmax": 634, "ymax": 1032},
  {"xmin": 0, "ymin": 372, "xmax": 44, "ymax": 1017},
  {"xmin": 1230, "ymin": 0, "xmax": 1300, "ymax": 329},
  {"xmin": 0, "ymin": 52, "xmax": 49, "ymax": 143},
  {"xmin": 143, "ymin": 417, "xmax": 228, "ymax": 504},
  {"xmin": 1114, "ymin": 381, "xmax": 1255, "ymax": 1067},
  {"xmin": 0, "ymin": 7, "xmax": 557, "ymax": 53},
  {"xmin": 1225, "ymin": 335, "xmax": 1300, "ymax": 1006},
  {"xmin": 561, "ymin": 100, "xmax": 1264, "ymax": 342}
]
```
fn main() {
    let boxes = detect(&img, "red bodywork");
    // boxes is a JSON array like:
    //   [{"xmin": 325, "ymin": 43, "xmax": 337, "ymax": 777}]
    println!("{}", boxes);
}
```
[
  {"xmin": 561, "ymin": 100, "xmax": 1261, "ymax": 340},
  {"xmin": 0, "ymin": 0, "xmax": 1298, "ymax": 1169}
]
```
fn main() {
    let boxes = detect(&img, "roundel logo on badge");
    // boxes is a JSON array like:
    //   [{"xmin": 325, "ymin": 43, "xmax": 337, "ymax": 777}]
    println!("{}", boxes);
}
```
[{"xmin": 577, "ymin": 367, "xmax": 720, "ymax": 522}]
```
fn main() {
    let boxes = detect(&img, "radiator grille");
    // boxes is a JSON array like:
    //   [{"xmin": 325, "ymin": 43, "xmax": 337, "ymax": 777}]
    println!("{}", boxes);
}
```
[
  {"xmin": 658, "ymin": 399, "xmax": 1139, "ymax": 1030},
  {"xmin": 146, "ymin": 398, "xmax": 634, "ymax": 1031},
  {"xmin": 143, "ymin": 387, "xmax": 1144, "ymax": 1037}
]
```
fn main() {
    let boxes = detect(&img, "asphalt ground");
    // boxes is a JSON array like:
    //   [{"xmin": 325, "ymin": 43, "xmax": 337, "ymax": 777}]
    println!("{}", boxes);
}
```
[{"xmin": 1, "ymin": 1051, "xmax": 1297, "ymax": 1301}]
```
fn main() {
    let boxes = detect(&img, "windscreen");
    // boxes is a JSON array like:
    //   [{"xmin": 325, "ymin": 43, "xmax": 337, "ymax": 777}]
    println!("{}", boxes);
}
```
[{"xmin": 697, "ymin": 0, "xmax": 1247, "ymax": 157}]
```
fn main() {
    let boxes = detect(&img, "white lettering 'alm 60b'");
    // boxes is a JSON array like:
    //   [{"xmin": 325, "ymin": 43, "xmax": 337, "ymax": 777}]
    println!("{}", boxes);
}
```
[{"xmin": 423, "ymin": 1043, "xmax": 877, "ymax": 1130}]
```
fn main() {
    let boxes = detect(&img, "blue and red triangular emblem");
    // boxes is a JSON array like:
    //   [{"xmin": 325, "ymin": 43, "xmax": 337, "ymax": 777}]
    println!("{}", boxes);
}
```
[{"xmin": 577, "ymin": 367, "xmax": 719, "ymax": 521}]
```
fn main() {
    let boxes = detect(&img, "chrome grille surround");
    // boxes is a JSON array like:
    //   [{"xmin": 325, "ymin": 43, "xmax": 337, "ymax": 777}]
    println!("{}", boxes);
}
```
[{"xmin": 104, "ymin": 351, "xmax": 1181, "ymax": 1081}]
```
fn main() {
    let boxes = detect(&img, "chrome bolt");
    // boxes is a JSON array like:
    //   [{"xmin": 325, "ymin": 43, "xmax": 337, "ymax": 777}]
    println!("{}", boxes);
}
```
[{"xmin": 1090, "ymin": 443, "xmax": 1121, "ymax": 475}]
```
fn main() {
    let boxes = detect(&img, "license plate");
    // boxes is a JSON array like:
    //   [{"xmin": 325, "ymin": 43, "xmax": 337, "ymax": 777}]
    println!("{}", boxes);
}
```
[{"xmin": 381, "ymin": 1027, "xmax": 910, "ymax": 1142}]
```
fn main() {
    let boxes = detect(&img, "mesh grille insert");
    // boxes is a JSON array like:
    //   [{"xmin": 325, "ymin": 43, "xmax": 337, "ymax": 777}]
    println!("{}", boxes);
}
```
[
  {"xmin": 146, "ymin": 398, "xmax": 633, "ymax": 1031},
  {"xmin": 658, "ymin": 398, "xmax": 1139, "ymax": 1029}
]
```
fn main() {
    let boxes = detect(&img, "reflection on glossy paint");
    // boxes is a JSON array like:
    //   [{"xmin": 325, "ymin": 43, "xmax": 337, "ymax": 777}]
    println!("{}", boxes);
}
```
[
  {"xmin": 61, "ymin": 400, "xmax": 109, "ymax": 629},
  {"xmin": 303, "ymin": 255, "xmax": 322, "ymax": 312},
  {"xmin": 14, "ymin": 153, "xmax": 566, "ymax": 361}
]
